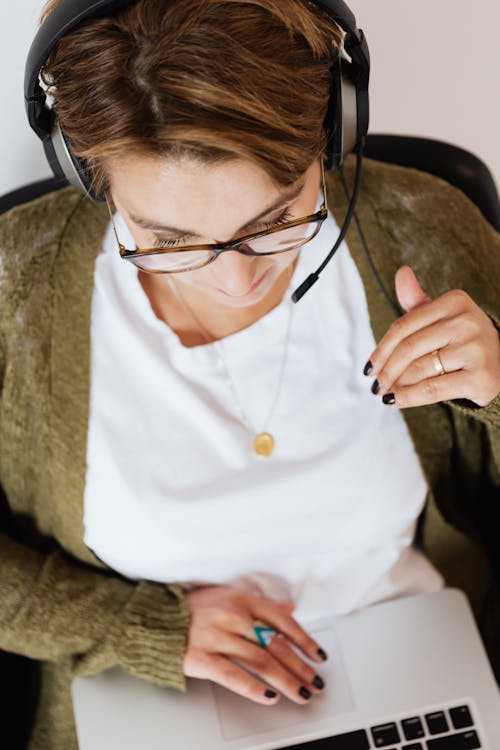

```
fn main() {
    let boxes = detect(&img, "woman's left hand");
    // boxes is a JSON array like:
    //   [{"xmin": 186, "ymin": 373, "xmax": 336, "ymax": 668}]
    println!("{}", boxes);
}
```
[{"xmin": 364, "ymin": 266, "xmax": 500, "ymax": 409}]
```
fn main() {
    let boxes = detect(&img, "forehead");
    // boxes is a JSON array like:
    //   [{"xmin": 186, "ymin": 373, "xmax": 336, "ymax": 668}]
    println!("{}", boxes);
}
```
[
  {"xmin": 106, "ymin": 154, "xmax": 310, "ymax": 239},
  {"xmin": 108, "ymin": 155, "xmax": 284, "ymax": 213}
]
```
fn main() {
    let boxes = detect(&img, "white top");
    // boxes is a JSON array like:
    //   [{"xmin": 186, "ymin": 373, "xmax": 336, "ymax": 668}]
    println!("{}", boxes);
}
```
[{"xmin": 83, "ymin": 186, "xmax": 443, "ymax": 625}]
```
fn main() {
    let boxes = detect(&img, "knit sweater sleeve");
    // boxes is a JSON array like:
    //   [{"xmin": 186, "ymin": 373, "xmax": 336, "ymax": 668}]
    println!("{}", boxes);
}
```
[
  {"xmin": 446, "ymin": 317, "xmax": 500, "ymax": 432},
  {"xmin": 370, "ymin": 163, "xmax": 500, "ymax": 586},
  {"xmin": 0, "ymin": 195, "xmax": 190, "ymax": 691},
  {"xmin": 0, "ymin": 527, "xmax": 189, "ymax": 690},
  {"xmin": 376, "ymin": 163, "xmax": 500, "ymax": 446},
  {"xmin": 441, "ymin": 194, "xmax": 500, "ymax": 449},
  {"xmin": 418, "ymin": 180, "xmax": 500, "ymax": 537}
]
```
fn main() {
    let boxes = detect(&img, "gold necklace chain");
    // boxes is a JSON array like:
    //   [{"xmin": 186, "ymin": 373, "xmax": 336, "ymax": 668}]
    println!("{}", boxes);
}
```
[{"xmin": 166, "ymin": 270, "xmax": 295, "ymax": 457}]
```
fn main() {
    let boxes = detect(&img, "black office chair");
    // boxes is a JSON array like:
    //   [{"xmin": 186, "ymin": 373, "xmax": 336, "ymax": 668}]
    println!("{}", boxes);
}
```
[
  {"xmin": 0, "ymin": 134, "xmax": 499, "ymax": 749},
  {"xmin": 363, "ymin": 135, "xmax": 500, "ymax": 231},
  {"xmin": 0, "ymin": 175, "xmax": 69, "ymax": 215}
]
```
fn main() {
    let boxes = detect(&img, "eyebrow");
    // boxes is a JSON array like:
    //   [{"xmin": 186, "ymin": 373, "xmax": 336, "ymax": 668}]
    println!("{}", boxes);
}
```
[{"xmin": 129, "ymin": 179, "xmax": 306, "ymax": 236}]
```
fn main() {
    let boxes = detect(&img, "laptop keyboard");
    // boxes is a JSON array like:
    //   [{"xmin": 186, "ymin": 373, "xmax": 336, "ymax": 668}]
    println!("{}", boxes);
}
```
[{"xmin": 280, "ymin": 703, "xmax": 481, "ymax": 749}]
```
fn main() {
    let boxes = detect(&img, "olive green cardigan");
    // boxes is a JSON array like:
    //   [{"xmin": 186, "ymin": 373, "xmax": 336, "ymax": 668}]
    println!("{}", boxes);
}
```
[{"xmin": 1, "ymin": 156, "xmax": 499, "ymax": 750}]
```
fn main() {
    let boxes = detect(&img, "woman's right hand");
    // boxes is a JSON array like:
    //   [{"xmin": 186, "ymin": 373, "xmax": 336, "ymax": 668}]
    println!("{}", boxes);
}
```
[{"xmin": 183, "ymin": 585, "xmax": 328, "ymax": 705}]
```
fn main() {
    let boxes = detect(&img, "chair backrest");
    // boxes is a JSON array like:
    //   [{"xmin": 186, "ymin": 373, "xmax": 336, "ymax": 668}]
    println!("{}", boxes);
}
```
[
  {"xmin": 1, "ymin": 136, "xmax": 499, "ymax": 230},
  {"xmin": 0, "ymin": 176, "xmax": 69, "ymax": 216},
  {"xmin": 363, "ymin": 134, "xmax": 500, "ymax": 232}
]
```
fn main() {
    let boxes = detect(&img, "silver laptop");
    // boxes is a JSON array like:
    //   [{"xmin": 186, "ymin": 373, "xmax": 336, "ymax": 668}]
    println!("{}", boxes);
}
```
[{"xmin": 72, "ymin": 588, "xmax": 500, "ymax": 749}]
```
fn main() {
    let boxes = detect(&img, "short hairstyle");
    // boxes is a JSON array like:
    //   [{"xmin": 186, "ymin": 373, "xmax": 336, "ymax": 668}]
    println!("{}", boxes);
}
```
[{"xmin": 39, "ymin": 0, "xmax": 344, "ymax": 198}]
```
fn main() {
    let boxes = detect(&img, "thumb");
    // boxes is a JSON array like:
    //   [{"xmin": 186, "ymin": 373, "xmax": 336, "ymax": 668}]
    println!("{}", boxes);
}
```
[
  {"xmin": 395, "ymin": 265, "xmax": 432, "ymax": 312},
  {"xmin": 275, "ymin": 600, "xmax": 296, "ymax": 612}
]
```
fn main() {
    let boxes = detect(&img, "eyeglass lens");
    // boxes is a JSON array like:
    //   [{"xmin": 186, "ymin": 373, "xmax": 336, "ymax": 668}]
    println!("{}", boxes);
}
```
[{"xmin": 130, "ymin": 219, "xmax": 322, "ymax": 273}]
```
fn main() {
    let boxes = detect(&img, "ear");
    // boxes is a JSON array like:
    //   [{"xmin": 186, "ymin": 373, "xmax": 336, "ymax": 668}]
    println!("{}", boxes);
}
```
[{"xmin": 395, "ymin": 265, "xmax": 432, "ymax": 312}]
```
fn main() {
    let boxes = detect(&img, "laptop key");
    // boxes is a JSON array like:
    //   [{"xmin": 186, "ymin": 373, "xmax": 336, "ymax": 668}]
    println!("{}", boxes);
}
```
[
  {"xmin": 402, "ymin": 716, "xmax": 425, "ymax": 740},
  {"xmin": 426, "ymin": 729, "xmax": 481, "ymax": 749},
  {"xmin": 449, "ymin": 705, "xmax": 473, "ymax": 730},
  {"xmin": 425, "ymin": 711, "xmax": 449, "ymax": 734},
  {"xmin": 370, "ymin": 722, "xmax": 400, "ymax": 746},
  {"xmin": 279, "ymin": 728, "xmax": 370, "ymax": 749},
  {"xmin": 402, "ymin": 744, "xmax": 424, "ymax": 749}
]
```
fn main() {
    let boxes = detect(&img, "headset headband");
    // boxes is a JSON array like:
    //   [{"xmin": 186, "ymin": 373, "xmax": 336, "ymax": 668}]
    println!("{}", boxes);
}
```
[{"xmin": 25, "ymin": 0, "xmax": 369, "ymax": 201}]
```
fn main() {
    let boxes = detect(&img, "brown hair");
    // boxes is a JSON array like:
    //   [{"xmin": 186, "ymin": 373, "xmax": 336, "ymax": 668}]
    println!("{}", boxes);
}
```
[{"xmin": 39, "ymin": 0, "xmax": 343, "ymax": 198}]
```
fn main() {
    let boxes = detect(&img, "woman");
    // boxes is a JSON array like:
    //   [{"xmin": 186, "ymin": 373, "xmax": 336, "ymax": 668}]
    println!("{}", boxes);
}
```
[{"xmin": 1, "ymin": 0, "xmax": 499, "ymax": 748}]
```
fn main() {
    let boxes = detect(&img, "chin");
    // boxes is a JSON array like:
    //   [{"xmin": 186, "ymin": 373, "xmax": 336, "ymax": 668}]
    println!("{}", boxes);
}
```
[{"xmin": 212, "ymin": 286, "xmax": 271, "ymax": 309}]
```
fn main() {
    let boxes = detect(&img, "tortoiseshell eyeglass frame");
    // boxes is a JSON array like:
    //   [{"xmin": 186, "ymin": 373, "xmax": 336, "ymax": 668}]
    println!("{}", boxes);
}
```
[{"xmin": 104, "ymin": 159, "xmax": 329, "ymax": 274}]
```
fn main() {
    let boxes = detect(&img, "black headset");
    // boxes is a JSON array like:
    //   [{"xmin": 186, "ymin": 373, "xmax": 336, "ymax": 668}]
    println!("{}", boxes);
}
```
[{"xmin": 24, "ymin": 0, "xmax": 375, "ymax": 304}]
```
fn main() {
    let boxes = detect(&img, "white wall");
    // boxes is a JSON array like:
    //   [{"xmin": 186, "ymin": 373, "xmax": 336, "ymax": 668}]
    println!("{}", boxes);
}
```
[
  {"xmin": 1, "ymin": 0, "xmax": 499, "ymax": 197},
  {"xmin": 0, "ymin": 0, "xmax": 52, "ymax": 196},
  {"xmin": 348, "ymin": 0, "xmax": 500, "ymax": 190}
]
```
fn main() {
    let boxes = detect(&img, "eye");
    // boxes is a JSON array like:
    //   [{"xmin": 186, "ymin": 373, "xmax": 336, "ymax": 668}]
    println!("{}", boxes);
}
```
[
  {"xmin": 151, "ymin": 207, "xmax": 296, "ymax": 249},
  {"xmin": 152, "ymin": 236, "xmax": 187, "ymax": 249},
  {"xmin": 257, "ymin": 208, "xmax": 294, "ymax": 231}
]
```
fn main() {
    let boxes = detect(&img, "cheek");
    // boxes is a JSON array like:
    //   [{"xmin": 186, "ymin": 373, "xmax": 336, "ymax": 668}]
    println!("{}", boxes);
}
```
[{"xmin": 274, "ymin": 248, "xmax": 301, "ymax": 272}]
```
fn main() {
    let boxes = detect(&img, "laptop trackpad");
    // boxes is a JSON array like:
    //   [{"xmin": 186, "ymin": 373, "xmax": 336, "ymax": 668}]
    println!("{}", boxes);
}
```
[{"xmin": 212, "ymin": 627, "xmax": 355, "ymax": 741}]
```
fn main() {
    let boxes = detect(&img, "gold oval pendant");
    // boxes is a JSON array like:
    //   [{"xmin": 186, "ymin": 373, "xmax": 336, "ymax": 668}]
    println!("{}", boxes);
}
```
[{"xmin": 253, "ymin": 432, "xmax": 275, "ymax": 457}]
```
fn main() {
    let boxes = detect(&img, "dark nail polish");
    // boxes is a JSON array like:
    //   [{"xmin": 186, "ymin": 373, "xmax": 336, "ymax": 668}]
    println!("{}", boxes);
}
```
[
  {"xmin": 363, "ymin": 360, "xmax": 373, "ymax": 376},
  {"xmin": 371, "ymin": 379, "xmax": 380, "ymax": 395},
  {"xmin": 382, "ymin": 393, "xmax": 396, "ymax": 405},
  {"xmin": 317, "ymin": 648, "xmax": 328, "ymax": 661},
  {"xmin": 265, "ymin": 689, "xmax": 277, "ymax": 699},
  {"xmin": 312, "ymin": 675, "xmax": 325, "ymax": 690},
  {"xmin": 299, "ymin": 686, "xmax": 311, "ymax": 700}
]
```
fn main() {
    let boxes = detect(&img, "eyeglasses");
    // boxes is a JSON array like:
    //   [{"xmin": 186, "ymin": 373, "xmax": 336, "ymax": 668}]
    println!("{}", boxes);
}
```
[{"xmin": 105, "ymin": 160, "xmax": 328, "ymax": 274}]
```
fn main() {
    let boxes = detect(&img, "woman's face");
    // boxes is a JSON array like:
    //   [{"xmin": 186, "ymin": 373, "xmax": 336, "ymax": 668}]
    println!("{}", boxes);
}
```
[{"xmin": 107, "ymin": 154, "xmax": 322, "ymax": 309}]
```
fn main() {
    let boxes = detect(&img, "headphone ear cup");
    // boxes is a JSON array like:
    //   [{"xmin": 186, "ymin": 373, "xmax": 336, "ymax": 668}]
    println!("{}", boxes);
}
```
[
  {"xmin": 42, "ymin": 118, "xmax": 68, "ymax": 184},
  {"xmin": 323, "ymin": 51, "xmax": 342, "ymax": 171},
  {"xmin": 323, "ymin": 53, "xmax": 360, "ymax": 171},
  {"xmin": 324, "ymin": 43, "xmax": 369, "ymax": 170},
  {"xmin": 338, "ymin": 58, "xmax": 360, "ymax": 160},
  {"xmin": 48, "ymin": 118, "xmax": 103, "ymax": 202}
]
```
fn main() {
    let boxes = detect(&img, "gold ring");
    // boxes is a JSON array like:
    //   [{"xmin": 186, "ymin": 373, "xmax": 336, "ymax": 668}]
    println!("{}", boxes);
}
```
[{"xmin": 431, "ymin": 349, "xmax": 446, "ymax": 376}]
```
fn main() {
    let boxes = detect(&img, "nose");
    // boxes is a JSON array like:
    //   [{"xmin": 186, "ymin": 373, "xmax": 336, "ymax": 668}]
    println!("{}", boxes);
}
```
[{"xmin": 212, "ymin": 248, "xmax": 261, "ymax": 296}]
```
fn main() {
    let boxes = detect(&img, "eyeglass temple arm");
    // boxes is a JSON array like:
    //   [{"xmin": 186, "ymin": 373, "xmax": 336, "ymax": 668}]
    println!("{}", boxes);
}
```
[{"xmin": 104, "ymin": 193, "xmax": 125, "ymax": 249}]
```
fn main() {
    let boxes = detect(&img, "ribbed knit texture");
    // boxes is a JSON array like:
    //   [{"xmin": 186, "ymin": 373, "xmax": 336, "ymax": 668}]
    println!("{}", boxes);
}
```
[{"xmin": 0, "ymin": 156, "xmax": 498, "ymax": 749}]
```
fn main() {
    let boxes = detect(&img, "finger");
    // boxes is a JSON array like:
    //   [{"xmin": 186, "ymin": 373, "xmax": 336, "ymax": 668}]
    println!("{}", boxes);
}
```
[
  {"xmin": 266, "ymin": 633, "xmax": 325, "ymax": 693},
  {"xmin": 249, "ymin": 599, "xmax": 326, "ymax": 664},
  {"xmin": 395, "ymin": 265, "xmax": 431, "ymax": 312},
  {"xmin": 216, "ymin": 611, "xmax": 322, "ymax": 695},
  {"xmin": 223, "ymin": 634, "xmax": 314, "ymax": 705},
  {"xmin": 366, "ymin": 290, "xmax": 471, "ymax": 376},
  {"xmin": 380, "ymin": 371, "xmax": 470, "ymax": 409},
  {"xmin": 186, "ymin": 649, "xmax": 281, "ymax": 705},
  {"xmin": 372, "ymin": 317, "xmax": 459, "ymax": 396},
  {"xmin": 395, "ymin": 346, "xmax": 460, "ymax": 388}
]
